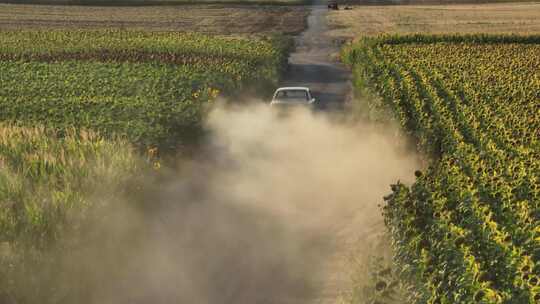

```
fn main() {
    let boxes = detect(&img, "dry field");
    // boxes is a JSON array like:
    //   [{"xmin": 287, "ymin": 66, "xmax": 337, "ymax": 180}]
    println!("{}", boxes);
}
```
[
  {"xmin": 327, "ymin": 2, "xmax": 540, "ymax": 38},
  {"xmin": 1, "ymin": 0, "xmax": 305, "ymax": 3},
  {"xmin": 0, "ymin": 3, "xmax": 309, "ymax": 34}
]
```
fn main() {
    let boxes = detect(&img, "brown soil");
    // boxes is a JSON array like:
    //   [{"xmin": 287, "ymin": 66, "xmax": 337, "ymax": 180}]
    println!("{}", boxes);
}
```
[
  {"xmin": 277, "ymin": 2, "xmax": 420, "ymax": 303},
  {"xmin": 0, "ymin": 3, "xmax": 309, "ymax": 35}
]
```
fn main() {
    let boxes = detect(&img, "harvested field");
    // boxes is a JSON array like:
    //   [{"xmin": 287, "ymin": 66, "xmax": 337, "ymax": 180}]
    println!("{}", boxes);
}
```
[
  {"xmin": 1, "ymin": 0, "xmax": 305, "ymax": 3},
  {"xmin": 0, "ymin": 3, "xmax": 309, "ymax": 34},
  {"xmin": 327, "ymin": 2, "xmax": 540, "ymax": 38}
]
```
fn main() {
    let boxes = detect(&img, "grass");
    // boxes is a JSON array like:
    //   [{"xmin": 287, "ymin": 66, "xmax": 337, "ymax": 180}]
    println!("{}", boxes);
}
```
[{"xmin": 0, "ymin": 125, "xmax": 142, "ymax": 248}]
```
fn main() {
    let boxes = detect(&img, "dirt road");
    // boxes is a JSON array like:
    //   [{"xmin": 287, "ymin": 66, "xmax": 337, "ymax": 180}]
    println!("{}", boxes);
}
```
[
  {"xmin": 0, "ymin": 3, "xmax": 308, "ymax": 34},
  {"xmin": 282, "ymin": 1, "xmax": 351, "ymax": 110}
]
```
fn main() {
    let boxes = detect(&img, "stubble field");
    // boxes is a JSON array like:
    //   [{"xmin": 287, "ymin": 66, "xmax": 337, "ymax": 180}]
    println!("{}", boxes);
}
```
[
  {"xmin": 0, "ymin": 3, "xmax": 309, "ymax": 34},
  {"xmin": 0, "ymin": 6, "xmax": 297, "ymax": 300},
  {"xmin": 4, "ymin": 1, "xmax": 540, "ymax": 304}
]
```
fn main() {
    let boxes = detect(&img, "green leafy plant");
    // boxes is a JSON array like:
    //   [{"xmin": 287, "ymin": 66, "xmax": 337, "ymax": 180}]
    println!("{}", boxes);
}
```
[{"xmin": 344, "ymin": 34, "xmax": 540, "ymax": 303}]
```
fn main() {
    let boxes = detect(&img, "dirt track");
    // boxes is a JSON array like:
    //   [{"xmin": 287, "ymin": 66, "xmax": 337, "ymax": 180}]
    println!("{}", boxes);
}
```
[
  {"xmin": 327, "ymin": 2, "xmax": 540, "ymax": 38},
  {"xmin": 0, "ymin": 3, "xmax": 308, "ymax": 34},
  {"xmin": 117, "ymin": 4, "xmax": 420, "ymax": 304},
  {"xmin": 279, "ymin": 3, "xmax": 356, "ymax": 302}
]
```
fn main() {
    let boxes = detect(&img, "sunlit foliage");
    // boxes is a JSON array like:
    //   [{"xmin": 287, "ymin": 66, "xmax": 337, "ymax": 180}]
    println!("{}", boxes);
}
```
[{"xmin": 344, "ymin": 34, "xmax": 540, "ymax": 303}]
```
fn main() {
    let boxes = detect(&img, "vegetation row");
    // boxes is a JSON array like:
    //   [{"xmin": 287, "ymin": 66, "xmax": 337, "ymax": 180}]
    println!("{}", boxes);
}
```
[{"xmin": 344, "ymin": 34, "xmax": 540, "ymax": 303}]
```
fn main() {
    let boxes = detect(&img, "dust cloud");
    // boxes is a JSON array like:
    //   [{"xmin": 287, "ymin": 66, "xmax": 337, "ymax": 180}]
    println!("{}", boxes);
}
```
[{"xmin": 26, "ymin": 103, "xmax": 422, "ymax": 304}]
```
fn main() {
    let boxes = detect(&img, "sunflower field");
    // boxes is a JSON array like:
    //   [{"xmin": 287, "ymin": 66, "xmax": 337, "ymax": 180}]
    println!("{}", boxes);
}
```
[
  {"xmin": 0, "ymin": 30, "xmax": 291, "ymax": 149},
  {"xmin": 344, "ymin": 35, "xmax": 540, "ymax": 303}
]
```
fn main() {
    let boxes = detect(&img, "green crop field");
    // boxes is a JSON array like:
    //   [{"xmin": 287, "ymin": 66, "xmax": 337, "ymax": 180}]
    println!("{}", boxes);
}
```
[
  {"xmin": 0, "ymin": 124, "xmax": 145, "ymax": 302},
  {"xmin": 0, "ymin": 29, "xmax": 292, "ymax": 303},
  {"xmin": 344, "ymin": 35, "xmax": 540, "ymax": 303},
  {"xmin": 0, "ymin": 0, "xmax": 307, "ymax": 4}
]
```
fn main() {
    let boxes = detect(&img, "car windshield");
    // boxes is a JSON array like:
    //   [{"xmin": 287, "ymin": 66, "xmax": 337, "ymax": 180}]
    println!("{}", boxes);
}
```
[{"xmin": 275, "ymin": 90, "xmax": 309, "ymax": 101}]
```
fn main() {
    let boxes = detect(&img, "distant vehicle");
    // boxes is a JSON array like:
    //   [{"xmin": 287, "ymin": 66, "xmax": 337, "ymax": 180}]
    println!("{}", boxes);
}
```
[
  {"xmin": 270, "ymin": 87, "xmax": 316, "ymax": 108},
  {"xmin": 328, "ymin": 0, "xmax": 338, "ymax": 10}
]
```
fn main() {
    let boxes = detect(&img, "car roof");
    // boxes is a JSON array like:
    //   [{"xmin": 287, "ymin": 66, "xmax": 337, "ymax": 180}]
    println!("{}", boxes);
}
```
[{"xmin": 275, "ymin": 87, "xmax": 310, "ymax": 91}]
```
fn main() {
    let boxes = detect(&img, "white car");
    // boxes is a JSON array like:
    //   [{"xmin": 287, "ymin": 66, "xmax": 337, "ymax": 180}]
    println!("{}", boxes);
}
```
[{"xmin": 270, "ymin": 87, "xmax": 316, "ymax": 107}]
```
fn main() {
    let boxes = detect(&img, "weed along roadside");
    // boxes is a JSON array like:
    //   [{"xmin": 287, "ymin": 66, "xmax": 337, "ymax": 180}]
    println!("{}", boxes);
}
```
[{"xmin": 0, "ymin": 3, "xmax": 417, "ymax": 304}]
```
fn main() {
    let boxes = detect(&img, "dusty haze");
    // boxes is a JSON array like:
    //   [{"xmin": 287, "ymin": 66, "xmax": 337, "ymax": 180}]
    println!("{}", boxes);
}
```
[{"xmin": 25, "ymin": 104, "xmax": 421, "ymax": 304}]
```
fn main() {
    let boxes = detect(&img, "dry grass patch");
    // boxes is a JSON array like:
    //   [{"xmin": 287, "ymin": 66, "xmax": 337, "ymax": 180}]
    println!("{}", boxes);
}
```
[
  {"xmin": 328, "ymin": 2, "xmax": 540, "ymax": 38},
  {"xmin": 0, "ymin": 3, "xmax": 309, "ymax": 35}
]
